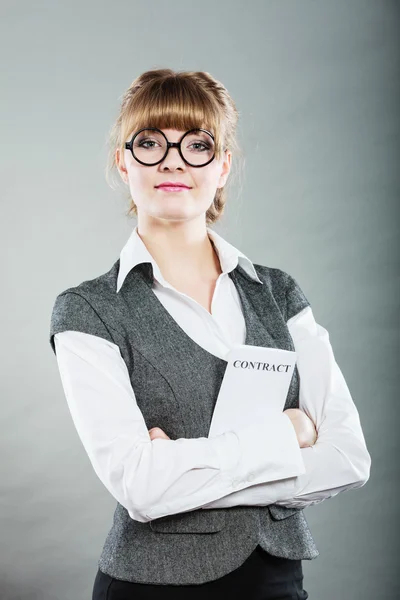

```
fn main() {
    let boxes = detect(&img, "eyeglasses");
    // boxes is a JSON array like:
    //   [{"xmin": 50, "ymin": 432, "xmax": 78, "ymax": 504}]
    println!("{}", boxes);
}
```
[{"xmin": 125, "ymin": 127, "xmax": 223, "ymax": 168}]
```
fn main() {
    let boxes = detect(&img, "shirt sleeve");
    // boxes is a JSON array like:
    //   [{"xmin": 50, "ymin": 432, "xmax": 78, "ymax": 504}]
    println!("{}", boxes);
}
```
[
  {"xmin": 53, "ymin": 329, "xmax": 306, "ymax": 523},
  {"xmin": 201, "ymin": 305, "xmax": 371, "ymax": 510}
]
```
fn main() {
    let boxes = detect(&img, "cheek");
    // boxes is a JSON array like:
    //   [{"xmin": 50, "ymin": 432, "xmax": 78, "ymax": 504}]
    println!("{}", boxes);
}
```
[
  {"xmin": 128, "ymin": 167, "xmax": 152, "ymax": 188},
  {"xmin": 202, "ymin": 171, "xmax": 221, "ymax": 191}
]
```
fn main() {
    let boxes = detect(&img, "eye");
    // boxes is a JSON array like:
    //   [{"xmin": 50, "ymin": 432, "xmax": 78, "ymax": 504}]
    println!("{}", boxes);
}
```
[
  {"xmin": 188, "ymin": 141, "xmax": 211, "ymax": 152},
  {"xmin": 137, "ymin": 139, "xmax": 160, "ymax": 149}
]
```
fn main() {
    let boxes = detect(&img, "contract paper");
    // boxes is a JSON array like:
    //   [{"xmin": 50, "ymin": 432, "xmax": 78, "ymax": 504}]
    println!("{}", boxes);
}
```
[{"xmin": 209, "ymin": 344, "xmax": 297, "ymax": 438}]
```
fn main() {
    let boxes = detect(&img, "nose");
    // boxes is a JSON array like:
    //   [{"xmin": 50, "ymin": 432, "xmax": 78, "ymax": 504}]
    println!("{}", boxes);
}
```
[{"xmin": 159, "ymin": 145, "xmax": 186, "ymax": 170}]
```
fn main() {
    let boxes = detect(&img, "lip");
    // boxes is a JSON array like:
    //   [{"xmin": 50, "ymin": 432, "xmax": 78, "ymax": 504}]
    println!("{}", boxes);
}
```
[
  {"xmin": 155, "ymin": 182, "xmax": 191, "ymax": 189},
  {"xmin": 156, "ymin": 186, "xmax": 191, "ymax": 193}
]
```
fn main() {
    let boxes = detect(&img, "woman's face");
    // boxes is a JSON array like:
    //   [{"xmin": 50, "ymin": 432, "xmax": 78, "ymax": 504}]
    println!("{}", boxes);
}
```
[{"xmin": 116, "ymin": 128, "xmax": 232, "ymax": 223}]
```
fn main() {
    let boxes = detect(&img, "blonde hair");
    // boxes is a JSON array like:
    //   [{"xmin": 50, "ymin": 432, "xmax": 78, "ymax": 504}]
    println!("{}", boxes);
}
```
[{"xmin": 105, "ymin": 68, "xmax": 244, "ymax": 225}]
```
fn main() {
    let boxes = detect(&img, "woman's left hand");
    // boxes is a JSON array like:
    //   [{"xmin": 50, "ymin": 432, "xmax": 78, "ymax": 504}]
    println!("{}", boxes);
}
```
[{"xmin": 148, "ymin": 427, "xmax": 171, "ymax": 441}]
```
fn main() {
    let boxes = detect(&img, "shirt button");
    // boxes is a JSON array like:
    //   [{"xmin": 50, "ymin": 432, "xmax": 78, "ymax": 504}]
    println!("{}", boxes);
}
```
[{"xmin": 248, "ymin": 473, "xmax": 255, "ymax": 482}]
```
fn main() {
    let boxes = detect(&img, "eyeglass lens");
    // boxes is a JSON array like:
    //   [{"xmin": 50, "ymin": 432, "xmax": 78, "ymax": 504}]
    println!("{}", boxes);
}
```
[{"xmin": 132, "ymin": 129, "xmax": 215, "ymax": 166}]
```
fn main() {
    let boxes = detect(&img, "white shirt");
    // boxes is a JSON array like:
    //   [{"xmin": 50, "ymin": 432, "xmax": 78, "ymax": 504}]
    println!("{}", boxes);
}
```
[{"xmin": 54, "ymin": 226, "xmax": 371, "ymax": 523}]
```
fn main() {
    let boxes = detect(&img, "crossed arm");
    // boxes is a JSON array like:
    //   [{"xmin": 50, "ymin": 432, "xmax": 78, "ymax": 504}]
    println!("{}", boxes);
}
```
[{"xmin": 52, "ymin": 293, "xmax": 371, "ymax": 521}]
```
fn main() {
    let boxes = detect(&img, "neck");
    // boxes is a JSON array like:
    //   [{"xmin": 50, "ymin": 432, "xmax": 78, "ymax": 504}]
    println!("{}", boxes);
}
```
[{"xmin": 136, "ymin": 218, "xmax": 222, "ymax": 280}]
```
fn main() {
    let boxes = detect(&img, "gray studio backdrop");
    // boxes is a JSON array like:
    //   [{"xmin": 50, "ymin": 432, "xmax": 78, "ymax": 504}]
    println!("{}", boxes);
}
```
[{"xmin": 1, "ymin": 1, "xmax": 399, "ymax": 598}]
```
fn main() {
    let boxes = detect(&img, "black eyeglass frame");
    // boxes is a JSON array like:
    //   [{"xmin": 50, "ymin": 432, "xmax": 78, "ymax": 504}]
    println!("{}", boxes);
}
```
[{"xmin": 124, "ymin": 127, "xmax": 226, "ymax": 168}]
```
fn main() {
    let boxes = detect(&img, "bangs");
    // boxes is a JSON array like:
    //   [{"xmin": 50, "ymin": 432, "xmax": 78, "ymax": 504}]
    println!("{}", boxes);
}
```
[{"xmin": 120, "ymin": 77, "xmax": 225, "ymax": 156}]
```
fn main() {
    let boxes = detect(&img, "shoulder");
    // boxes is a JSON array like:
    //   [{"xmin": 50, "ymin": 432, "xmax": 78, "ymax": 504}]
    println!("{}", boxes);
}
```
[
  {"xmin": 252, "ymin": 263, "xmax": 311, "ymax": 321},
  {"xmin": 52, "ymin": 259, "xmax": 119, "ymax": 312},
  {"xmin": 49, "ymin": 260, "xmax": 120, "ymax": 353},
  {"xmin": 252, "ymin": 263, "xmax": 292, "ymax": 290}
]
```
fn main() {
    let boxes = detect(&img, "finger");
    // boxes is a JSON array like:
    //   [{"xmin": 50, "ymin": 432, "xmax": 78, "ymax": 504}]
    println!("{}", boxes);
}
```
[{"xmin": 149, "ymin": 428, "xmax": 170, "ymax": 440}]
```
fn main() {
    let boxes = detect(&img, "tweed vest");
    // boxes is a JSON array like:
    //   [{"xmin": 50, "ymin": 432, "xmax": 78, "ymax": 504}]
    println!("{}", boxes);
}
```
[{"xmin": 49, "ymin": 259, "xmax": 319, "ymax": 585}]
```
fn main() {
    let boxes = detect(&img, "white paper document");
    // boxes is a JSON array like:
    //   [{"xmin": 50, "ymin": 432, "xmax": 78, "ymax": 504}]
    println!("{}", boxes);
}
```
[{"xmin": 209, "ymin": 344, "xmax": 297, "ymax": 438}]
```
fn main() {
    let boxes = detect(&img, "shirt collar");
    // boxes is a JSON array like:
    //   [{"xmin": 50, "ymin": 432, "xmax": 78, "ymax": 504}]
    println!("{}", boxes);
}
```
[{"xmin": 116, "ymin": 225, "xmax": 263, "ymax": 293}]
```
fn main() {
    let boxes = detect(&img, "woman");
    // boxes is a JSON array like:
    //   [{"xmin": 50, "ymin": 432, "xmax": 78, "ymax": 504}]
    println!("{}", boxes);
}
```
[{"xmin": 49, "ymin": 68, "xmax": 371, "ymax": 599}]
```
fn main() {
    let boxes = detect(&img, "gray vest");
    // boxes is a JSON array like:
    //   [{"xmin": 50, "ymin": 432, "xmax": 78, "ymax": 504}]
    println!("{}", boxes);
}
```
[{"xmin": 49, "ymin": 259, "xmax": 319, "ymax": 585}]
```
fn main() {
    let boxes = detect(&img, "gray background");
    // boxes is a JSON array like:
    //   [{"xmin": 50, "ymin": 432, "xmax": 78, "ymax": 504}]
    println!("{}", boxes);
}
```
[{"xmin": 1, "ymin": 1, "xmax": 399, "ymax": 598}]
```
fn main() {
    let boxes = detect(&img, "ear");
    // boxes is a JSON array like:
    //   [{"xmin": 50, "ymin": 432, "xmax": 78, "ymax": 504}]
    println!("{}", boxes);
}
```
[
  {"xmin": 217, "ymin": 150, "xmax": 232, "ymax": 188},
  {"xmin": 116, "ymin": 148, "xmax": 128, "ymax": 183}
]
